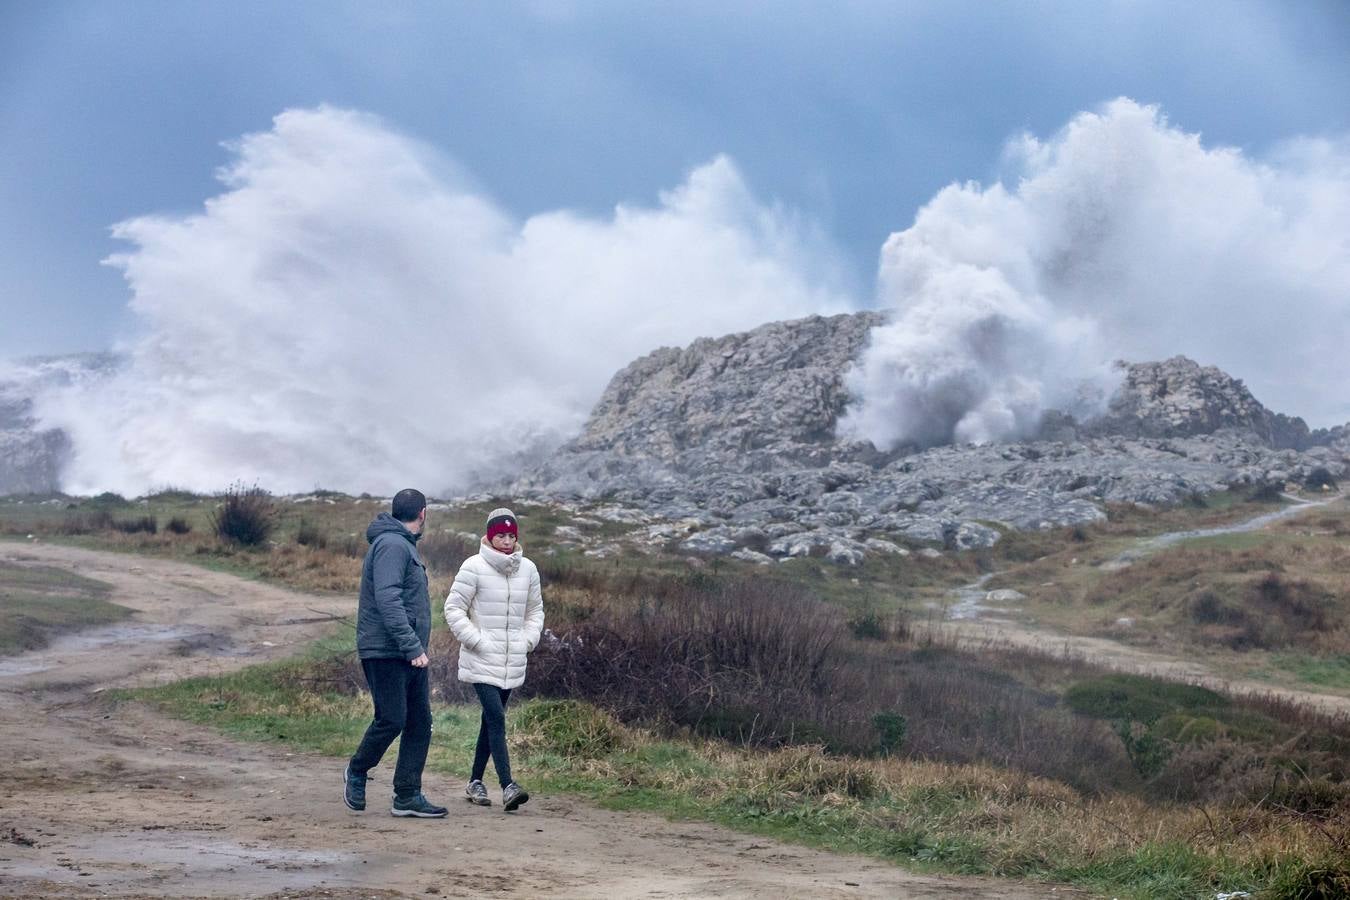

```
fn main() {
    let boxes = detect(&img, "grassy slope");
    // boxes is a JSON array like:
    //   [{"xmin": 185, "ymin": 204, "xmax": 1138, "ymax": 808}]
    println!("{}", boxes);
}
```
[
  {"xmin": 981, "ymin": 497, "xmax": 1350, "ymax": 693},
  {"xmin": 8, "ymin": 490, "xmax": 1350, "ymax": 897}
]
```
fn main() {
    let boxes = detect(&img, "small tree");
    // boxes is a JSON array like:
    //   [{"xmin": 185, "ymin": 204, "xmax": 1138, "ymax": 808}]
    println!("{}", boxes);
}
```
[
  {"xmin": 872, "ymin": 711, "xmax": 908, "ymax": 756},
  {"xmin": 211, "ymin": 482, "xmax": 275, "ymax": 546}
]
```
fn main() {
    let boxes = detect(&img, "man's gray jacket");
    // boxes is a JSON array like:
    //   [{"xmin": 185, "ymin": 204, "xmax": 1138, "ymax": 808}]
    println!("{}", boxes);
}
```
[{"xmin": 356, "ymin": 513, "xmax": 431, "ymax": 660}]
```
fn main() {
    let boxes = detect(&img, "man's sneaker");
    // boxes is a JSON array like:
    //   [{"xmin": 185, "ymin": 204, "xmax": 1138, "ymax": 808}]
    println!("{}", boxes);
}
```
[
  {"xmin": 464, "ymin": 779, "xmax": 491, "ymax": 807},
  {"xmin": 391, "ymin": 793, "xmax": 448, "ymax": 818},
  {"xmin": 343, "ymin": 765, "xmax": 368, "ymax": 812},
  {"xmin": 502, "ymin": 782, "xmax": 529, "ymax": 812}
]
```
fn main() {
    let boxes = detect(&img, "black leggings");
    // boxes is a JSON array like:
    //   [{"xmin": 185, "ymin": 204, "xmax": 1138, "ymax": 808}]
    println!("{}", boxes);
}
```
[{"xmin": 470, "ymin": 683, "xmax": 513, "ymax": 788}]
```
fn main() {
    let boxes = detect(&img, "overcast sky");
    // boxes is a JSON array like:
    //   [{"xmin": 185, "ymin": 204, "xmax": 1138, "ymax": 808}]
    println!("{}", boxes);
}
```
[{"xmin": 2, "ymin": 0, "xmax": 1348, "ymax": 358}]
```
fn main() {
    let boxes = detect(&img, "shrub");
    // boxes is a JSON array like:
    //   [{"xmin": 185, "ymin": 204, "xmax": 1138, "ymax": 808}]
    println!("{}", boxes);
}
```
[
  {"xmin": 873, "ymin": 711, "xmax": 908, "ymax": 756},
  {"xmin": 1304, "ymin": 467, "xmax": 1339, "ymax": 492},
  {"xmin": 142, "ymin": 487, "xmax": 200, "ymax": 503},
  {"xmin": 849, "ymin": 609, "xmax": 886, "ymax": 640},
  {"xmin": 210, "ymin": 483, "xmax": 275, "ymax": 546},
  {"xmin": 58, "ymin": 509, "xmax": 114, "ymax": 534},
  {"xmin": 523, "ymin": 575, "xmax": 847, "ymax": 749},
  {"xmin": 1187, "ymin": 589, "xmax": 1243, "ymax": 626},
  {"xmin": 1064, "ymin": 674, "xmax": 1233, "ymax": 779},
  {"xmin": 337, "ymin": 535, "xmax": 365, "ymax": 558},
  {"xmin": 165, "ymin": 517, "xmax": 192, "ymax": 535},
  {"xmin": 295, "ymin": 518, "xmax": 326, "ymax": 549},
  {"xmin": 1249, "ymin": 481, "xmax": 1286, "ymax": 504},
  {"xmin": 1252, "ymin": 572, "xmax": 1329, "ymax": 633},
  {"xmin": 1152, "ymin": 713, "xmax": 1223, "ymax": 744},
  {"xmin": 1113, "ymin": 720, "xmax": 1173, "ymax": 778},
  {"xmin": 1269, "ymin": 776, "xmax": 1350, "ymax": 821},
  {"xmin": 1063, "ymin": 674, "xmax": 1228, "ymax": 725},
  {"xmin": 512, "ymin": 572, "xmax": 1134, "ymax": 790},
  {"xmin": 418, "ymin": 532, "xmax": 478, "ymax": 574},
  {"xmin": 113, "ymin": 515, "xmax": 158, "ymax": 535}
]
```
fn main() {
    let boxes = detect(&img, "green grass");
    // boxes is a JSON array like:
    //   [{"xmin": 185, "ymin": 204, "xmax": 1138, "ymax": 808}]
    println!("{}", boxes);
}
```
[
  {"xmin": 0, "ymin": 560, "xmax": 130, "ymax": 653},
  {"xmin": 123, "ymin": 650, "xmax": 1344, "ymax": 899},
  {"xmin": 1269, "ymin": 652, "xmax": 1350, "ymax": 689}
]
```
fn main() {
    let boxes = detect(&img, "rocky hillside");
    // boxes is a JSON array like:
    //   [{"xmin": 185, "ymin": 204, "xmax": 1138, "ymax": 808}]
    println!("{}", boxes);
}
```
[
  {"xmin": 511, "ymin": 312, "xmax": 1348, "ymax": 563},
  {"xmin": 574, "ymin": 311, "xmax": 885, "ymax": 465}
]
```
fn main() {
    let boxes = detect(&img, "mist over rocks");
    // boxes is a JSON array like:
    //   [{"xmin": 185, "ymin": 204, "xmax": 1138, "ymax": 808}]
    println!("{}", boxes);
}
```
[
  {"xmin": 0, "ymin": 355, "xmax": 118, "ymax": 496},
  {"xmin": 509, "ymin": 311, "xmax": 1350, "ymax": 563}
]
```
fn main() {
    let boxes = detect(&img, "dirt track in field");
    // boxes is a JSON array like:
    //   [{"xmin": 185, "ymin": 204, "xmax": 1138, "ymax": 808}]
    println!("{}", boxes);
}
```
[
  {"xmin": 943, "ymin": 495, "xmax": 1350, "ymax": 718},
  {"xmin": 945, "ymin": 616, "xmax": 1350, "ymax": 716},
  {"xmin": 0, "ymin": 541, "xmax": 1078, "ymax": 900}
]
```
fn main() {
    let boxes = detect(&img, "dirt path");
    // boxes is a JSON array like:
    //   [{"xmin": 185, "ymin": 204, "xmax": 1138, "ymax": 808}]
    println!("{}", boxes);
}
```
[{"xmin": 0, "ymin": 541, "xmax": 1074, "ymax": 900}]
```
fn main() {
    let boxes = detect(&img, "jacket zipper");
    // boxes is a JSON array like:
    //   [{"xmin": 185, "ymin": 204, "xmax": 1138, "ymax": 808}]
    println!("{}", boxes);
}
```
[{"xmin": 504, "ymin": 573, "xmax": 511, "ymax": 681}]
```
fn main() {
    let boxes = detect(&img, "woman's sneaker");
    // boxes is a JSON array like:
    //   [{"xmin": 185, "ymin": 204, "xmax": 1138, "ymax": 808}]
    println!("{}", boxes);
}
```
[
  {"xmin": 464, "ymin": 779, "xmax": 491, "ymax": 806},
  {"xmin": 390, "ymin": 793, "xmax": 448, "ymax": 818},
  {"xmin": 502, "ymin": 782, "xmax": 529, "ymax": 812}
]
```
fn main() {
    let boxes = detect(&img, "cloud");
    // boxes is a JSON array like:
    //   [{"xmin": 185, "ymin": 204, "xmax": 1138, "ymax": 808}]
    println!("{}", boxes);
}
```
[
  {"xmin": 35, "ymin": 106, "xmax": 850, "ymax": 495},
  {"xmin": 34, "ymin": 99, "xmax": 1350, "ymax": 494},
  {"xmin": 839, "ymin": 98, "xmax": 1350, "ymax": 450}
]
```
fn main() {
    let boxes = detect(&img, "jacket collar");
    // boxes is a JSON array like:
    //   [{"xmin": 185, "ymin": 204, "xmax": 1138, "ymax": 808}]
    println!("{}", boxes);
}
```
[{"xmin": 480, "ymin": 537, "xmax": 522, "ymax": 575}]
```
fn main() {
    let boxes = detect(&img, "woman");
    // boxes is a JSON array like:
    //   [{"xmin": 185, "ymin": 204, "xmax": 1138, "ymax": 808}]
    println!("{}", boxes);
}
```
[{"xmin": 444, "ymin": 507, "xmax": 544, "ymax": 811}]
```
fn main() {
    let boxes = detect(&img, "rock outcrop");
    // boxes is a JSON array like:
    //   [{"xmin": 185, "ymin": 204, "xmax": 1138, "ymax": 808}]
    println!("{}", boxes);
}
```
[
  {"xmin": 510, "ymin": 312, "xmax": 1349, "ymax": 563},
  {"xmin": 1086, "ymin": 356, "xmax": 1315, "ymax": 448}
]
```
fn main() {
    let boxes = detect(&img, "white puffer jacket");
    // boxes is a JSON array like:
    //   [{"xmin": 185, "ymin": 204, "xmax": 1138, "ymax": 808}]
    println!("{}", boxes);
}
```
[{"xmin": 444, "ymin": 540, "xmax": 544, "ymax": 689}]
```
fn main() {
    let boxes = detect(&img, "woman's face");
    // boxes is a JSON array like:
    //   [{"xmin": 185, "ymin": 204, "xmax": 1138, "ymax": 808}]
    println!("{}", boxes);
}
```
[{"xmin": 490, "ymin": 532, "xmax": 517, "ymax": 553}]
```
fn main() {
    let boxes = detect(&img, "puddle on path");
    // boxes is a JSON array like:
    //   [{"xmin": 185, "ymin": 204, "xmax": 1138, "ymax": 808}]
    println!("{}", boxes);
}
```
[
  {"xmin": 0, "ymin": 624, "xmax": 204, "ymax": 677},
  {"xmin": 944, "ymin": 573, "xmax": 998, "ymax": 621},
  {"xmin": 1, "ymin": 829, "xmax": 356, "ymax": 894}
]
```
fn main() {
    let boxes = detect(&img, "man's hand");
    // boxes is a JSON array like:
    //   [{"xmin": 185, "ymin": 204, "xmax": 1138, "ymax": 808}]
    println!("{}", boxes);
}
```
[{"xmin": 410, "ymin": 653, "xmax": 429, "ymax": 668}]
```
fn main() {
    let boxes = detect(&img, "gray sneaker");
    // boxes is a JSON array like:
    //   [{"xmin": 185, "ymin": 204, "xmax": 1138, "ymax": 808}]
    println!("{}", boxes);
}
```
[
  {"xmin": 464, "ymin": 779, "xmax": 491, "ymax": 806},
  {"xmin": 502, "ymin": 782, "xmax": 529, "ymax": 812}
]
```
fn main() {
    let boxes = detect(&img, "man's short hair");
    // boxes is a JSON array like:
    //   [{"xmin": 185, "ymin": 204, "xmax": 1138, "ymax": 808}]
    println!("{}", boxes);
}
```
[{"xmin": 391, "ymin": 488, "xmax": 427, "ymax": 523}]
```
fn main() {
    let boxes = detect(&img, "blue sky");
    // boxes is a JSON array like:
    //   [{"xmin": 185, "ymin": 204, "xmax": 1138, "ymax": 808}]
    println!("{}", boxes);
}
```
[{"xmin": 2, "ymin": 0, "xmax": 1348, "ymax": 358}]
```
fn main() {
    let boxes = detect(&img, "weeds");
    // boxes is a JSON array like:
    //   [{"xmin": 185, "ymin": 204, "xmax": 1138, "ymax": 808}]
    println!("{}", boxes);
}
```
[{"xmin": 210, "ymin": 483, "xmax": 275, "ymax": 546}]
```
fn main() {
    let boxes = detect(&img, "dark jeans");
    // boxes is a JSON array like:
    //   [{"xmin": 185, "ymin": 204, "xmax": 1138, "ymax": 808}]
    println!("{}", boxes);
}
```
[
  {"xmin": 470, "ymin": 683, "xmax": 513, "ymax": 788},
  {"xmin": 349, "ymin": 657, "xmax": 431, "ymax": 799}
]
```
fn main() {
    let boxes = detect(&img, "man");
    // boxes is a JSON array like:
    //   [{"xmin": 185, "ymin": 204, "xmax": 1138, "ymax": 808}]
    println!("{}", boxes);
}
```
[{"xmin": 344, "ymin": 488, "xmax": 447, "ymax": 818}]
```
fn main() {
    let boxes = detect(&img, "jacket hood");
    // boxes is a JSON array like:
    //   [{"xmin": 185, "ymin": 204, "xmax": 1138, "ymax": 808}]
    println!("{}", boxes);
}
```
[{"xmin": 366, "ymin": 512, "xmax": 421, "ymax": 544}]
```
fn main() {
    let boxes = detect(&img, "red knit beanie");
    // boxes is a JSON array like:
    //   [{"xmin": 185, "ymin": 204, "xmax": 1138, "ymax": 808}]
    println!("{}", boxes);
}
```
[{"xmin": 486, "ymin": 508, "xmax": 518, "ymax": 542}]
